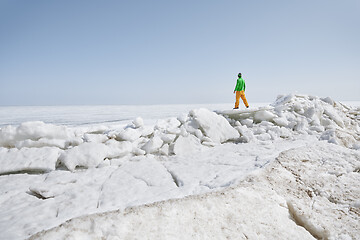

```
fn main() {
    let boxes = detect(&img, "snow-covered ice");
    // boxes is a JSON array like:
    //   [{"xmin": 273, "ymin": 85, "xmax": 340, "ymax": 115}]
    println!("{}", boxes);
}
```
[
  {"xmin": 29, "ymin": 142, "xmax": 360, "ymax": 240},
  {"xmin": 0, "ymin": 94, "xmax": 359, "ymax": 239}
]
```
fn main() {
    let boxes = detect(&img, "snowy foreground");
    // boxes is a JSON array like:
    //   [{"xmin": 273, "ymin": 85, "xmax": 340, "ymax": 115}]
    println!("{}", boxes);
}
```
[{"xmin": 0, "ymin": 94, "xmax": 359, "ymax": 239}]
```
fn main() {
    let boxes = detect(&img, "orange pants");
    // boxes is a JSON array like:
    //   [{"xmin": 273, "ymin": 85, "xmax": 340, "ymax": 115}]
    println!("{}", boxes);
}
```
[{"xmin": 235, "ymin": 91, "xmax": 249, "ymax": 108}]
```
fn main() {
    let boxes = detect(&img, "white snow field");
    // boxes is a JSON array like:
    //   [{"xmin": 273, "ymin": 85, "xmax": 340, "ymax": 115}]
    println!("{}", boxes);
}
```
[
  {"xmin": 0, "ymin": 94, "xmax": 359, "ymax": 240},
  {"xmin": 0, "ymin": 103, "xmax": 244, "ymax": 128}
]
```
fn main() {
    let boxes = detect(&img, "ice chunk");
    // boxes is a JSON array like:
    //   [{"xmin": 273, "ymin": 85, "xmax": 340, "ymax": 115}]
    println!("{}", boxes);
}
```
[
  {"xmin": 253, "ymin": 110, "xmax": 277, "ymax": 123},
  {"xmin": 141, "ymin": 136, "xmax": 163, "ymax": 154},
  {"xmin": 273, "ymin": 117, "xmax": 289, "ymax": 127},
  {"xmin": 59, "ymin": 142, "xmax": 109, "ymax": 171},
  {"xmin": 0, "ymin": 121, "xmax": 74, "ymax": 148},
  {"xmin": 189, "ymin": 108, "xmax": 239, "ymax": 143},
  {"xmin": 14, "ymin": 138, "xmax": 68, "ymax": 149},
  {"xmin": 178, "ymin": 125, "xmax": 189, "ymax": 137},
  {"xmin": 259, "ymin": 121, "xmax": 274, "ymax": 127},
  {"xmin": 294, "ymin": 117, "xmax": 309, "ymax": 132},
  {"xmin": 320, "ymin": 129, "xmax": 336, "ymax": 143},
  {"xmin": 155, "ymin": 118, "xmax": 181, "ymax": 131},
  {"xmin": 105, "ymin": 139, "xmax": 133, "ymax": 158},
  {"xmin": 235, "ymin": 125, "xmax": 254, "ymax": 143},
  {"xmin": 0, "ymin": 147, "xmax": 61, "ymax": 174},
  {"xmin": 177, "ymin": 113, "xmax": 189, "ymax": 124},
  {"xmin": 83, "ymin": 133, "xmax": 108, "ymax": 143},
  {"xmin": 323, "ymin": 106, "xmax": 344, "ymax": 128},
  {"xmin": 320, "ymin": 117, "xmax": 333, "ymax": 127},
  {"xmin": 159, "ymin": 144, "xmax": 169, "ymax": 155},
  {"xmin": 132, "ymin": 147, "xmax": 146, "ymax": 156},
  {"xmin": 183, "ymin": 119, "xmax": 200, "ymax": 134},
  {"xmin": 309, "ymin": 125, "xmax": 325, "ymax": 132},
  {"xmin": 160, "ymin": 133, "xmax": 177, "ymax": 143},
  {"xmin": 117, "ymin": 128, "xmax": 142, "ymax": 142},
  {"xmin": 256, "ymin": 133, "xmax": 272, "ymax": 141},
  {"xmin": 139, "ymin": 126, "xmax": 154, "ymax": 137},
  {"xmin": 194, "ymin": 129, "xmax": 203, "ymax": 139},
  {"xmin": 253, "ymin": 127, "xmax": 266, "ymax": 135},
  {"xmin": 171, "ymin": 135, "xmax": 203, "ymax": 155},
  {"xmin": 272, "ymin": 94, "xmax": 294, "ymax": 106},
  {"xmin": 240, "ymin": 119, "xmax": 253, "ymax": 128},
  {"xmin": 303, "ymin": 107, "xmax": 316, "ymax": 119},
  {"xmin": 132, "ymin": 117, "xmax": 144, "ymax": 128},
  {"xmin": 321, "ymin": 97, "xmax": 335, "ymax": 106}
]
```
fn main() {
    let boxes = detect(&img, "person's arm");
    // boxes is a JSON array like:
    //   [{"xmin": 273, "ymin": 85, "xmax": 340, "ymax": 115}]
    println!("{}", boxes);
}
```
[{"xmin": 234, "ymin": 79, "xmax": 240, "ymax": 93}]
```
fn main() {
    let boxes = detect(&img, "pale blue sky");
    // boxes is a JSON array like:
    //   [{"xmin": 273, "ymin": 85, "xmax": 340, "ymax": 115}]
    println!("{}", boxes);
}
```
[{"xmin": 0, "ymin": 0, "xmax": 359, "ymax": 106}]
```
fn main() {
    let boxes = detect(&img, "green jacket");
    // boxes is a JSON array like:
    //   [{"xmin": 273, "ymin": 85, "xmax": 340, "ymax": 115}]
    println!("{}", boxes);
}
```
[{"xmin": 234, "ymin": 77, "xmax": 246, "ymax": 91}]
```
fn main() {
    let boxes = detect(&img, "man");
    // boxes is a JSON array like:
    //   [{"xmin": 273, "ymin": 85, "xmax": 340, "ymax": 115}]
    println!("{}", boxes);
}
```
[{"xmin": 233, "ymin": 73, "xmax": 249, "ymax": 109}]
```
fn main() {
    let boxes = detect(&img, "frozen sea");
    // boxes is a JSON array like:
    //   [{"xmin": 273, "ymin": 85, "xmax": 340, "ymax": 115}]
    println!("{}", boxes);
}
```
[
  {"xmin": 1, "ymin": 101, "xmax": 358, "ymax": 127},
  {"xmin": 0, "ymin": 103, "xmax": 267, "ymax": 127},
  {"xmin": 0, "ymin": 96, "xmax": 359, "ymax": 240}
]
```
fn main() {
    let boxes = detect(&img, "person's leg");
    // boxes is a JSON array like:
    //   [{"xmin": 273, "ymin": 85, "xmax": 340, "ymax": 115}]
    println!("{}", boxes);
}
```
[
  {"xmin": 240, "ymin": 91, "xmax": 249, "ymax": 108},
  {"xmin": 235, "ymin": 91, "xmax": 240, "ymax": 108}
]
